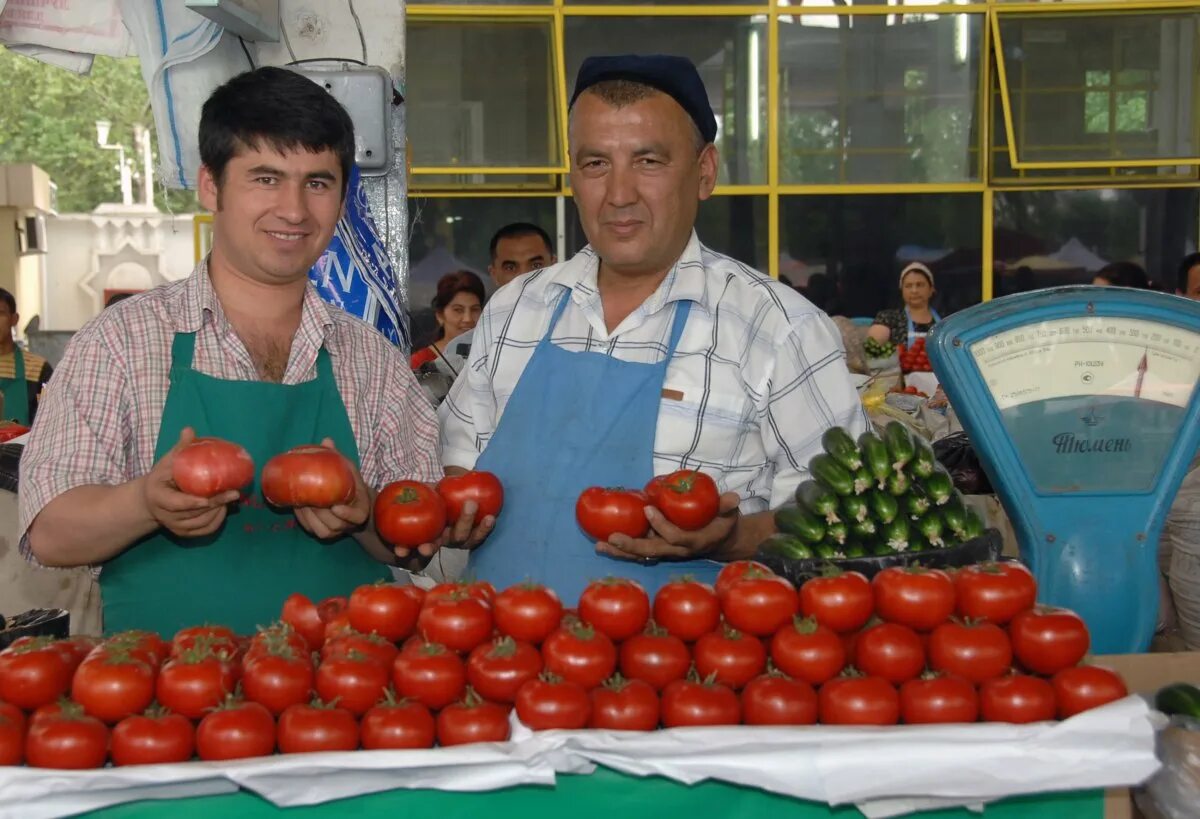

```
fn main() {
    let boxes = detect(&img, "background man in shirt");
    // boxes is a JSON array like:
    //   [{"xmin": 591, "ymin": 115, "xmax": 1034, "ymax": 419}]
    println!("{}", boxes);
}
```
[
  {"xmin": 0, "ymin": 288, "xmax": 52, "ymax": 425},
  {"xmin": 488, "ymin": 223, "xmax": 556, "ymax": 288}
]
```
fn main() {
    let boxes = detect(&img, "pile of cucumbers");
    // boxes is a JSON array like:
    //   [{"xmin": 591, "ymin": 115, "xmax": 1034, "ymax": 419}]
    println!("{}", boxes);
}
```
[
  {"xmin": 863, "ymin": 337, "xmax": 896, "ymax": 359},
  {"xmin": 766, "ymin": 422, "xmax": 985, "ymax": 562}
]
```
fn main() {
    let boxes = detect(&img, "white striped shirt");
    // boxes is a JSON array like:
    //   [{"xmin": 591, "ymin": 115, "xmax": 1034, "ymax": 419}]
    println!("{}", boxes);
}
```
[{"xmin": 439, "ymin": 232, "xmax": 869, "ymax": 512}]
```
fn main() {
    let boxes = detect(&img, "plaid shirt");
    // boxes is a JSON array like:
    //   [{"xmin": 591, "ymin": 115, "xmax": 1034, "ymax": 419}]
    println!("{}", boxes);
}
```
[
  {"xmin": 19, "ymin": 261, "xmax": 440, "ymax": 567},
  {"xmin": 440, "ymin": 232, "xmax": 869, "ymax": 512}
]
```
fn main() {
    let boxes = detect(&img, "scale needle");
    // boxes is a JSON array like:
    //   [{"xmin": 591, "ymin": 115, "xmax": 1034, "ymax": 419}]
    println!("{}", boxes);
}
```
[{"xmin": 1134, "ymin": 350, "xmax": 1148, "ymax": 398}]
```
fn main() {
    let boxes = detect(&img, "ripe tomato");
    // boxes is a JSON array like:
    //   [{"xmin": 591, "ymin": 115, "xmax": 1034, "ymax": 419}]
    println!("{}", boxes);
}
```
[
  {"xmin": 107, "ymin": 631, "xmax": 170, "ymax": 669},
  {"xmin": 242, "ymin": 650, "xmax": 314, "ymax": 716},
  {"xmin": 1051, "ymin": 665, "xmax": 1128, "ymax": 719},
  {"xmin": 437, "ymin": 470, "xmax": 504, "ymax": 521},
  {"xmin": 643, "ymin": 470, "xmax": 720, "ymax": 531},
  {"xmin": 1009, "ymin": 606, "xmax": 1090, "ymax": 676},
  {"xmin": 653, "ymin": 579, "xmax": 720, "ymax": 642},
  {"xmin": 111, "ymin": 709, "xmax": 195, "ymax": 765},
  {"xmin": 900, "ymin": 674, "xmax": 979, "ymax": 724},
  {"xmin": 575, "ymin": 486, "xmax": 650, "ymax": 541},
  {"xmin": 872, "ymin": 566, "xmax": 956, "ymax": 631},
  {"xmin": 467, "ymin": 637, "xmax": 542, "ymax": 704},
  {"xmin": 955, "ymin": 562, "xmax": 1037, "ymax": 625},
  {"xmin": 172, "ymin": 625, "xmax": 239, "ymax": 660},
  {"xmin": 541, "ymin": 622, "xmax": 617, "ymax": 690},
  {"xmin": 55, "ymin": 636, "xmax": 102, "ymax": 674},
  {"xmin": 71, "ymin": 654, "xmax": 157, "ymax": 724},
  {"xmin": 928, "ymin": 620, "xmax": 1012, "ymax": 684},
  {"xmin": 278, "ymin": 594, "xmax": 326, "ymax": 653},
  {"xmin": 618, "ymin": 623, "xmax": 690, "ymax": 692},
  {"xmin": 0, "ymin": 639, "xmax": 72, "ymax": 710},
  {"xmin": 417, "ymin": 593, "xmax": 494, "ymax": 654},
  {"xmin": 261, "ymin": 445, "xmax": 355, "ymax": 508},
  {"xmin": 579, "ymin": 577, "xmax": 651, "ymax": 642},
  {"xmin": 516, "ymin": 675, "xmax": 591, "ymax": 730},
  {"xmin": 741, "ymin": 673, "xmax": 818, "ymax": 726},
  {"xmin": 171, "ymin": 436, "xmax": 254, "ymax": 498},
  {"xmin": 426, "ymin": 580, "xmax": 497, "ymax": 607},
  {"xmin": 715, "ymin": 560, "xmax": 774, "ymax": 599},
  {"xmin": 361, "ymin": 695, "xmax": 436, "ymax": 750},
  {"xmin": 347, "ymin": 582, "xmax": 421, "ymax": 643},
  {"xmin": 0, "ymin": 704, "xmax": 25, "ymax": 765},
  {"xmin": 24, "ymin": 704, "xmax": 109, "ymax": 769},
  {"xmin": 244, "ymin": 625, "xmax": 309, "ymax": 667},
  {"xmin": 393, "ymin": 642, "xmax": 467, "ymax": 710},
  {"xmin": 721, "ymin": 571, "xmax": 799, "ymax": 636},
  {"xmin": 819, "ymin": 675, "xmax": 900, "ymax": 726},
  {"xmin": 315, "ymin": 653, "xmax": 389, "ymax": 717},
  {"xmin": 322, "ymin": 631, "xmax": 398, "ymax": 669},
  {"xmin": 374, "ymin": 480, "xmax": 447, "ymax": 548},
  {"xmin": 661, "ymin": 677, "xmax": 741, "ymax": 727},
  {"xmin": 157, "ymin": 654, "xmax": 237, "ymax": 720},
  {"xmin": 277, "ymin": 701, "xmax": 359, "ymax": 753},
  {"xmin": 317, "ymin": 596, "xmax": 349, "ymax": 623},
  {"xmin": 855, "ymin": 623, "xmax": 926, "ymax": 685},
  {"xmin": 799, "ymin": 569, "xmax": 873, "ymax": 634},
  {"xmin": 436, "ymin": 690, "xmax": 511, "ymax": 746},
  {"xmin": 196, "ymin": 700, "xmax": 276, "ymax": 760},
  {"xmin": 693, "ymin": 625, "xmax": 767, "ymax": 690},
  {"xmin": 980, "ymin": 674, "xmax": 1056, "ymax": 723},
  {"xmin": 589, "ymin": 676, "xmax": 660, "ymax": 731},
  {"xmin": 493, "ymin": 582, "xmax": 563, "ymax": 645},
  {"xmin": 770, "ymin": 616, "xmax": 845, "ymax": 686}
]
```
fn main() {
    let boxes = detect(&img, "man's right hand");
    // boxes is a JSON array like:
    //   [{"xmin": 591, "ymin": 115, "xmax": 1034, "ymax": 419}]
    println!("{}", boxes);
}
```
[{"xmin": 141, "ymin": 427, "xmax": 241, "ymax": 538}]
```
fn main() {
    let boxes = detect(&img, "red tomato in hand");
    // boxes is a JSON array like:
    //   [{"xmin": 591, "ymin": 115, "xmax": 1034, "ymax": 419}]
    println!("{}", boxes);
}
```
[
  {"xmin": 493, "ymin": 582, "xmax": 563, "ymax": 645},
  {"xmin": 361, "ymin": 696, "xmax": 436, "ymax": 750},
  {"xmin": 348, "ymin": 581, "xmax": 422, "ymax": 642},
  {"xmin": 72, "ymin": 654, "xmax": 157, "ymax": 724},
  {"xmin": 417, "ymin": 593, "xmax": 494, "ymax": 654},
  {"xmin": 516, "ymin": 675, "xmax": 591, "ymax": 730},
  {"xmin": 721, "ymin": 570, "xmax": 799, "ymax": 636},
  {"xmin": 929, "ymin": 620, "xmax": 1012, "ymax": 684},
  {"xmin": 819, "ymin": 675, "xmax": 900, "ymax": 726},
  {"xmin": 980, "ymin": 674, "xmax": 1056, "ymax": 723},
  {"xmin": 157, "ymin": 654, "xmax": 237, "ymax": 720},
  {"xmin": 955, "ymin": 562, "xmax": 1037, "ymax": 625},
  {"xmin": 541, "ymin": 622, "xmax": 617, "ymax": 690},
  {"xmin": 393, "ymin": 642, "xmax": 467, "ymax": 710},
  {"xmin": 644, "ymin": 470, "xmax": 720, "ymax": 530},
  {"xmin": 1009, "ymin": 606, "xmax": 1090, "ymax": 676},
  {"xmin": 374, "ymin": 480, "xmax": 447, "ymax": 548},
  {"xmin": 436, "ymin": 690, "xmax": 511, "ymax": 746},
  {"xmin": 589, "ymin": 676, "xmax": 660, "ymax": 730},
  {"xmin": 661, "ymin": 677, "xmax": 741, "ymax": 727},
  {"xmin": 576, "ymin": 487, "xmax": 650, "ymax": 541},
  {"xmin": 693, "ymin": 625, "xmax": 767, "ymax": 690},
  {"xmin": 855, "ymin": 622, "xmax": 926, "ymax": 685},
  {"xmin": 1051, "ymin": 665, "xmax": 1127, "ymax": 719},
  {"xmin": 242, "ymin": 651, "xmax": 314, "ymax": 716},
  {"xmin": 277, "ymin": 701, "xmax": 359, "ymax": 753},
  {"xmin": 196, "ymin": 700, "xmax": 276, "ymax": 760},
  {"xmin": 0, "ymin": 639, "xmax": 72, "ymax": 710},
  {"xmin": 715, "ymin": 560, "xmax": 774, "ymax": 599},
  {"xmin": 741, "ymin": 673, "xmax": 818, "ymax": 726},
  {"xmin": 653, "ymin": 579, "xmax": 720, "ymax": 642},
  {"xmin": 800, "ymin": 569, "xmax": 873, "ymax": 633},
  {"xmin": 872, "ymin": 566, "xmax": 956, "ymax": 631},
  {"xmin": 24, "ymin": 704, "xmax": 109, "ymax": 769},
  {"xmin": 467, "ymin": 637, "xmax": 542, "ymax": 704},
  {"xmin": 172, "ymin": 437, "xmax": 254, "ymax": 498},
  {"xmin": 900, "ymin": 674, "xmax": 979, "ymax": 724},
  {"xmin": 770, "ymin": 616, "xmax": 846, "ymax": 686},
  {"xmin": 619, "ymin": 623, "xmax": 690, "ymax": 692},
  {"xmin": 111, "ymin": 710, "xmax": 195, "ymax": 765},
  {"xmin": 437, "ymin": 471, "xmax": 504, "ymax": 521},
  {"xmin": 262, "ymin": 445, "xmax": 356, "ymax": 507},
  {"xmin": 579, "ymin": 577, "xmax": 651, "ymax": 642}
]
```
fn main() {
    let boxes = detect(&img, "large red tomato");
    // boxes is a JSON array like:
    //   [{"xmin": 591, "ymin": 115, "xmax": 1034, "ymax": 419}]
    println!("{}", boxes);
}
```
[
  {"xmin": 0, "ymin": 707, "xmax": 23, "ymax": 766},
  {"xmin": 872, "ymin": 566, "xmax": 956, "ymax": 631},
  {"xmin": 374, "ymin": 481, "xmax": 447, "ymax": 548},
  {"xmin": 741, "ymin": 673, "xmax": 818, "ymax": 726},
  {"xmin": 361, "ymin": 696, "xmax": 436, "ymax": 750},
  {"xmin": 715, "ymin": 561, "xmax": 773, "ymax": 599},
  {"xmin": 643, "ymin": 470, "xmax": 720, "ymax": 530},
  {"xmin": 979, "ymin": 674, "xmax": 1056, "ymax": 723},
  {"xmin": 104, "ymin": 631, "xmax": 170, "ymax": 669},
  {"xmin": 928, "ymin": 620, "xmax": 1012, "ymax": 684},
  {"xmin": 195, "ymin": 700, "xmax": 276, "ymax": 761},
  {"xmin": 900, "ymin": 674, "xmax": 979, "ymax": 724},
  {"xmin": 392, "ymin": 642, "xmax": 467, "ymax": 710},
  {"xmin": 172, "ymin": 625, "xmax": 239, "ymax": 660},
  {"xmin": 437, "ymin": 471, "xmax": 504, "ymax": 520},
  {"xmin": 1051, "ymin": 665, "xmax": 1128, "ymax": 718},
  {"xmin": 799, "ymin": 569, "xmax": 873, "ymax": 633},
  {"xmin": 589, "ymin": 676, "xmax": 660, "ymax": 731},
  {"xmin": 315, "ymin": 654, "xmax": 389, "ymax": 717},
  {"xmin": 262, "ymin": 445, "xmax": 356, "ymax": 508},
  {"xmin": 541, "ymin": 622, "xmax": 617, "ymax": 689},
  {"xmin": 493, "ymin": 583, "xmax": 563, "ymax": 645},
  {"xmin": 466, "ymin": 637, "xmax": 542, "ymax": 704},
  {"xmin": 157, "ymin": 654, "xmax": 237, "ymax": 720},
  {"xmin": 242, "ymin": 650, "xmax": 314, "ymax": 716},
  {"xmin": 426, "ymin": 580, "xmax": 496, "ymax": 607},
  {"xmin": 653, "ymin": 579, "xmax": 720, "ymax": 642},
  {"xmin": 322, "ymin": 631, "xmax": 398, "ymax": 669},
  {"xmin": 576, "ymin": 487, "xmax": 651, "ymax": 541},
  {"xmin": 955, "ymin": 562, "xmax": 1037, "ymax": 625},
  {"xmin": 618, "ymin": 624, "xmax": 690, "ymax": 692},
  {"xmin": 854, "ymin": 623, "xmax": 925, "ymax": 685},
  {"xmin": 24, "ymin": 704, "xmax": 109, "ymax": 769},
  {"xmin": 348, "ymin": 581, "xmax": 421, "ymax": 642},
  {"xmin": 71, "ymin": 654, "xmax": 157, "ymax": 724},
  {"xmin": 1009, "ymin": 606, "xmax": 1090, "ymax": 676},
  {"xmin": 515, "ymin": 675, "xmax": 591, "ymax": 730},
  {"xmin": 721, "ymin": 571, "xmax": 799, "ymax": 636},
  {"xmin": 579, "ymin": 577, "xmax": 651, "ymax": 642},
  {"xmin": 770, "ymin": 616, "xmax": 846, "ymax": 686},
  {"xmin": 661, "ymin": 677, "xmax": 741, "ymax": 727},
  {"xmin": 279, "ymin": 593, "xmax": 328, "ymax": 653},
  {"xmin": 111, "ymin": 709, "xmax": 196, "ymax": 765},
  {"xmin": 417, "ymin": 593, "xmax": 493, "ymax": 654},
  {"xmin": 819, "ymin": 675, "xmax": 900, "ymax": 726},
  {"xmin": 172, "ymin": 437, "xmax": 254, "ymax": 498},
  {"xmin": 693, "ymin": 625, "xmax": 767, "ymax": 690},
  {"xmin": 0, "ymin": 639, "xmax": 72, "ymax": 711},
  {"xmin": 436, "ymin": 690, "xmax": 511, "ymax": 746},
  {"xmin": 277, "ymin": 701, "xmax": 359, "ymax": 753}
]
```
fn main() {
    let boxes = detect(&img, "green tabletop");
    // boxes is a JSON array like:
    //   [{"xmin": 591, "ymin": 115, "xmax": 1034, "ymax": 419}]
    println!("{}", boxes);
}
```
[{"xmin": 83, "ymin": 767, "xmax": 1104, "ymax": 819}]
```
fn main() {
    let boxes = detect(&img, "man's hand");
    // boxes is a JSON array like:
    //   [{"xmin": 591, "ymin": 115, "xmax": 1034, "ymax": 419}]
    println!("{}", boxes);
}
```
[
  {"xmin": 142, "ymin": 427, "xmax": 240, "ymax": 538},
  {"xmin": 396, "ymin": 498, "xmax": 495, "ymax": 561},
  {"xmin": 598, "ymin": 492, "xmax": 742, "ymax": 563},
  {"xmin": 294, "ymin": 438, "xmax": 372, "ymax": 540}
]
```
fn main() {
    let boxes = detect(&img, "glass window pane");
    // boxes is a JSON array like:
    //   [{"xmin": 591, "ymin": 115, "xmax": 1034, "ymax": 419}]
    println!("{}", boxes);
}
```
[
  {"xmin": 407, "ymin": 20, "xmax": 560, "ymax": 170},
  {"xmin": 995, "ymin": 11, "xmax": 1200, "ymax": 165},
  {"xmin": 780, "ymin": 14, "xmax": 982, "ymax": 184},
  {"xmin": 407, "ymin": 196, "xmax": 559, "ymax": 345},
  {"xmin": 781, "ymin": 194, "xmax": 982, "ymax": 318},
  {"xmin": 992, "ymin": 189, "xmax": 1199, "ymax": 296},
  {"xmin": 564, "ymin": 17, "xmax": 767, "ymax": 186},
  {"xmin": 564, "ymin": 196, "xmax": 768, "ymax": 273}
]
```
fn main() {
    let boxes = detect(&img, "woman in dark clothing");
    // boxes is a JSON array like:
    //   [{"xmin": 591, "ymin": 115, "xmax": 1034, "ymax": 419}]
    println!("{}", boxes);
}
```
[{"xmin": 867, "ymin": 262, "xmax": 941, "ymax": 346}]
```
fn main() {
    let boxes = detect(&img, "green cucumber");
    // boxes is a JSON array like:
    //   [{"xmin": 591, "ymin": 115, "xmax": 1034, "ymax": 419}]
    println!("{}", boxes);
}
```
[
  {"xmin": 842, "ymin": 541, "xmax": 868, "ymax": 559},
  {"xmin": 924, "ymin": 468, "xmax": 955, "ymax": 506},
  {"xmin": 915, "ymin": 513, "xmax": 946, "ymax": 548},
  {"xmin": 796, "ymin": 480, "xmax": 841, "ymax": 524},
  {"xmin": 857, "ymin": 431, "xmax": 891, "ymax": 487},
  {"xmin": 775, "ymin": 507, "xmax": 827, "ymax": 545},
  {"xmin": 883, "ymin": 517, "xmax": 912, "ymax": 552},
  {"xmin": 1155, "ymin": 683, "xmax": 1200, "ymax": 718},
  {"xmin": 850, "ymin": 518, "xmax": 878, "ymax": 539},
  {"xmin": 826, "ymin": 520, "xmax": 849, "ymax": 545},
  {"xmin": 905, "ymin": 488, "xmax": 931, "ymax": 519},
  {"xmin": 941, "ymin": 495, "xmax": 969, "ymax": 538},
  {"xmin": 814, "ymin": 542, "xmax": 843, "ymax": 560},
  {"xmin": 852, "ymin": 467, "xmax": 874, "ymax": 496},
  {"xmin": 822, "ymin": 426, "xmax": 863, "ymax": 472},
  {"xmin": 810, "ymin": 454, "xmax": 855, "ymax": 497},
  {"xmin": 909, "ymin": 436, "xmax": 937, "ymax": 479},
  {"xmin": 758, "ymin": 534, "xmax": 816, "ymax": 561},
  {"xmin": 962, "ymin": 508, "xmax": 985, "ymax": 540},
  {"xmin": 867, "ymin": 490, "xmax": 899, "ymax": 525},
  {"xmin": 883, "ymin": 422, "xmax": 916, "ymax": 472},
  {"xmin": 871, "ymin": 541, "xmax": 898, "ymax": 557},
  {"xmin": 841, "ymin": 495, "xmax": 870, "ymax": 524},
  {"xmin": 886, "ymin": 470, "xmax": 912, "ymax": 497}
]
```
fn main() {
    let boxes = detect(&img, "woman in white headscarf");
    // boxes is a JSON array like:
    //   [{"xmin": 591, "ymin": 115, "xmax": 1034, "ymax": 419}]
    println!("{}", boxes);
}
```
[{"xmin": 867, "ymin": 262, "xmax": 941, "ymax": 347}]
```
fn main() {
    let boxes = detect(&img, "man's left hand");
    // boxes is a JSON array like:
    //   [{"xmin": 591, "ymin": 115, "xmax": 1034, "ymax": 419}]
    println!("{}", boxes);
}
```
[
  {"xmin": 293, "ymin": 438, "xmax": 372, "ymax": 540},
  {"xmin": 598, "ymin": 492, "xmax": 741, "ymax": 563}
]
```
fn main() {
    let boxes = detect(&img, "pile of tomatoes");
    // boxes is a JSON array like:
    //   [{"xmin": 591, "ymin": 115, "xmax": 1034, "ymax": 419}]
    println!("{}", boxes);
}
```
[
  {"xmin": 897, "ymin": 338, "xmax": 932, "ymax": 373},
  {"xmin": 0, "ymin": 561, "xmax": 1129, "ymax": 771}
]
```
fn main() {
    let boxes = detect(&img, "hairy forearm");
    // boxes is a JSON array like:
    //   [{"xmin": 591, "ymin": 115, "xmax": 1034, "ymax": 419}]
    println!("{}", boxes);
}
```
[
  {"xmin": 715, "ymin": 509, "xmax": 776, "ymax": 562},
  {"xmin": 28, "ymin": 480, "xmax": 157, "ymax": 567}
]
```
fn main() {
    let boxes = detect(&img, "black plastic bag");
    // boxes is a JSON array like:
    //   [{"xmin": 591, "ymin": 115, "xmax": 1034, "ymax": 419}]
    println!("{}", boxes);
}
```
[
  {"xmin": 933, "ymin": 432, "xmax": 994, "ymax": 495},
  {"xmin": 0, "ymin": 443, "xmax": 19, "ymax": 494},
  {"xmin": 0, "ymin": 609, "xmax": 70, "ymax": 650}
]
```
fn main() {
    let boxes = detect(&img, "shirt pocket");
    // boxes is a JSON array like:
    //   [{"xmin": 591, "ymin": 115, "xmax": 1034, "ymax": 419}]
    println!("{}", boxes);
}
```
[{"xmin": 657, "ymin": 383, "xmax": 755, "ymax": 467}]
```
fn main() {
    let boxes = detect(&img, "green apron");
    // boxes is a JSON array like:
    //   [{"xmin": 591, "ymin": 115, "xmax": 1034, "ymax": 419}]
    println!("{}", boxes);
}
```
[
  {"xmin": 100, "ymin": 331, "xmax": 390, "ymax": 636},
  {"xmin": 0, "ymin": 348, "xmax": 30, "ymax": 425}
]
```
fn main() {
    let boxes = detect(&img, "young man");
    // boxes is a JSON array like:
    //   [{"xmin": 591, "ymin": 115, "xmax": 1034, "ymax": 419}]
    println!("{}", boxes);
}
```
[
  {"xmin": 19, "ymin": 67, "xmax": 439, "ymax": 635},
  {"xmin": 0, "ymin": 288, "xmax": 52, "ymax": 425}
]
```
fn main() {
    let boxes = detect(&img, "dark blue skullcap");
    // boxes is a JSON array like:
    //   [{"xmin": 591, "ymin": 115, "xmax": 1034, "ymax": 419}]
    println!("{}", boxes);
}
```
[{"xmin": 570, "ymin": 54, "xmax": 718, "ymax": 144}]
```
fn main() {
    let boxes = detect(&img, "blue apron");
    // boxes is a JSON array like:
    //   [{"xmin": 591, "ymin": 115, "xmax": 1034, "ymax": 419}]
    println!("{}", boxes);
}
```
[
  {"xmin": 468, "ymin": 290, "xmax": 722, "ymax": 603},
  {"xmin": 905, "ymin": 305, "xmax": 942, "ymax": 344}
]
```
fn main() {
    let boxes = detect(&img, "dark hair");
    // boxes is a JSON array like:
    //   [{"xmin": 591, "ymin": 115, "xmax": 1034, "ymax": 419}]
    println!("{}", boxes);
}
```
[
  {"xmin": 489, "ymin": 223, "xmax": 554, "ymax": 260},
  {"xmin": 804, "ymin": 273, "xmax": 844, "ymax": 315},
  {"xmin": 199, "ymin": 66, "xmax": 355, "ymax": 197},
  {"xmin": 432, "ymin": 271, "xmax": 486, "ymax": 340},
  {"xmin": 1096, "ymin": 261, "xmax": 1150, "ymax": 290},
  {"xmin": 1177, "ymin": 253, "xmax": 1200, "ymax": 293},
  {"xmin": 0, "ymin": 288, "xmax": 14, "ymax": 315}
]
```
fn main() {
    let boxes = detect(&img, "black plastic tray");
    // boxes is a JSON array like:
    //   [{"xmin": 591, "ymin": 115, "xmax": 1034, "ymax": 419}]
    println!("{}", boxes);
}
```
[
  {"xmin": 0, "ymin": 608, "xmax": 70, "ymax": 650},
  {"xmin": 757, "ymin": 528, "xmax": 1003, "ymax": 585}
]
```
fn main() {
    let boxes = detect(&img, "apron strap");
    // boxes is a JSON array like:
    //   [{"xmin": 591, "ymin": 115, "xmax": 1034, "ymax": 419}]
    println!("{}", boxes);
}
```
[{"xmin": 170, "ymin": 331, "xmax": 197, "ymax": 371}]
